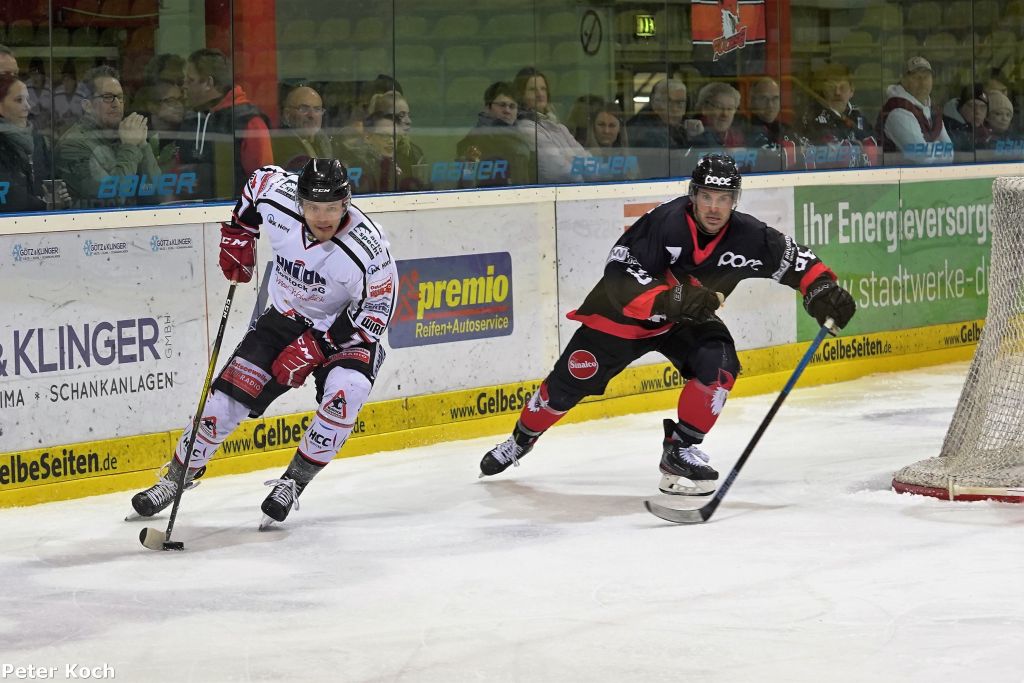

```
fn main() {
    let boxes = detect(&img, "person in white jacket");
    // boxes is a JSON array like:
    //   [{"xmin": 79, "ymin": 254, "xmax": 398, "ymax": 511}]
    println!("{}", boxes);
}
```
[
  {"xmin": 512, "ymin": 67, "xmax": 590, "ymax": 184},
  {"xmin": 877, "ymin": 56, "xmax": 952, "ymax": 164}
]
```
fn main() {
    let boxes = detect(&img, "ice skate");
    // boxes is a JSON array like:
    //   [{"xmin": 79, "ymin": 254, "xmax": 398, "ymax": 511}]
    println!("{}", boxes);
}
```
[
  {"xmin": 479, "ymin": 423, "xmax": 539, "ymax": 477},
  {"xmin": 259, "ymin": 453, "xmax": 324, "ymax": 529},
  {"xmin": 658, "ymin": 419, "xmax": 718, "ymax": 496},
  {"xmin": 130, "ymin": 461, "xmax": 206, "ymax": 518},
  {"xmin": 259, "ymin": 476, "xmax": 307, "ymax": 529}
]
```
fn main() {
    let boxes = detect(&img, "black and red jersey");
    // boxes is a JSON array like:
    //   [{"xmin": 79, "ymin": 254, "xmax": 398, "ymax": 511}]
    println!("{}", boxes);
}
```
[{"xmin": 568, "ymin": 196, "xmax": 834, "ymax": 338}]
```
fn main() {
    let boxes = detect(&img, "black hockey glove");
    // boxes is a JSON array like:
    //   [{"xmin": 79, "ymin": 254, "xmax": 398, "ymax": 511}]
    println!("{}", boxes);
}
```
[
  {"xmin": 654, "ymin": 283, "xmax": 722, "ymax": 323},
  {"xmin": 803, "ymin": 278, "xmax": 856, "ymax": 329}
]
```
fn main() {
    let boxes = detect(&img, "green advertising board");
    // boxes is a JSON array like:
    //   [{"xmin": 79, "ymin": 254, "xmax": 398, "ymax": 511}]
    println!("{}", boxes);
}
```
[{"xmin": 794, "ymin": 179, "xmax": 992, "ymax": 340}]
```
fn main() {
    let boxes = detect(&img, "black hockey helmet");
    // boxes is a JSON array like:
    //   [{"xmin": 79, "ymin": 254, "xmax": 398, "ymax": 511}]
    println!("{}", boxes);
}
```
[
  {"xmin": 690, "ymin": 153, "xmax": 742, "ymax": 204},
  {"xmin": 297, "ymin": 158, "xmax": 352, "ymax": 205}
]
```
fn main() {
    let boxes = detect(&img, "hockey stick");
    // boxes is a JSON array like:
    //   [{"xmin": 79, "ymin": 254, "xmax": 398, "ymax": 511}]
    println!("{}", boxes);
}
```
[
  {"xmin": 140, "ymin": 282, "xmax": 238, "ymax": 550},
  {"xmin": 645, "ymin": 318, "xmax": 835, "ymax": 525}
]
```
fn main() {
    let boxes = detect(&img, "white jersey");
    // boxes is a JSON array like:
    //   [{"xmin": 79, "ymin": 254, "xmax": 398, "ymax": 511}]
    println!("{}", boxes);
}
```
[{"xmin": 231, "ymin": 166, "xmax": 398, "ymax": 346}]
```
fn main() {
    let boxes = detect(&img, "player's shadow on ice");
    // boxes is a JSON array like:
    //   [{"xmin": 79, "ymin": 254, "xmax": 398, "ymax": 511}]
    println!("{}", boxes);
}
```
[{"xmin": 478, "ymin": 479, "xmax": 656, "ymax": 524}]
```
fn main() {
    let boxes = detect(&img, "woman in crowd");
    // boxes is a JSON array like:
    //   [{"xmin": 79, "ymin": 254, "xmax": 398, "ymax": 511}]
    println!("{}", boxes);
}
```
[
  {"xmin": 360, "ymin": 90, "xmax": 426, "ymax": 191},
  {"xmin": 513, "ymin": 67, "xmax": 588, "ymax": 184},
  {"xmin": 0, "ymin": 73, "xmax": 68, "ymax": 212},
  {"xmin": 584, "ymin": 101, "xmax": 636, "ymax": 181}
]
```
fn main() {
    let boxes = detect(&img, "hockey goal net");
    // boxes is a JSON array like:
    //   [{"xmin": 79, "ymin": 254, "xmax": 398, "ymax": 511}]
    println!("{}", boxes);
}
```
[{"xmin": 891, "ymin": 176, "xmax": 1024, "ymax": 503}]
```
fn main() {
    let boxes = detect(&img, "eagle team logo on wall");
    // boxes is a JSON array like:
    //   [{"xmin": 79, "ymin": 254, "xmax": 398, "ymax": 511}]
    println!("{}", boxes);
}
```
[
  {"xmin": 692, "ymin": 0, "xmax": 766, "ymax": 62},
  {"xmin": 390, "ymin": 252, "xmax": 514, "ymax": 348}
]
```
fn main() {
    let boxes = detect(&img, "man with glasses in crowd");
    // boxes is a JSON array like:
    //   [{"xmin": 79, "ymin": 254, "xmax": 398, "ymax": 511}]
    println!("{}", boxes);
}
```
[
  {"xmin": 56, "ymin": 65, "xmax": 161, "ymax": 207},
  {"xmin": 456, "ymin": 81, "xmax": 534, "ymax": 186},
  {"xmin": 626, "ymin": 78, "xmax": 703, "ymax": 149},
  {"xmin": 272, "ymin": 84, "xmax": 334, "ymax": 171}
]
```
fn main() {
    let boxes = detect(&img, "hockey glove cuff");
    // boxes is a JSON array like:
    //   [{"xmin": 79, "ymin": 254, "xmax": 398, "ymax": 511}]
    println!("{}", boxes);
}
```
[{"xmin": 803, "ymin": 278, "xmax": 856, "ymax": 329}]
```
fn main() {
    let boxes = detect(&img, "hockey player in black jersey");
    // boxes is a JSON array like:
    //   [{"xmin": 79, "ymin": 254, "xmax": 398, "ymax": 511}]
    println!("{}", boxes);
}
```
[
  {"xmin": 131, "ymin": 158, "xmax": 398, "ymax": 527},
  {"xmin": 480, "ymin": 153, "xmax": 855, "ymax": 494}
]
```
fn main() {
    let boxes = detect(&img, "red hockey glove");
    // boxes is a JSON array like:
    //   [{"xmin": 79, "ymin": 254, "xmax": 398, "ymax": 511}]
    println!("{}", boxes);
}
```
[
  {"xmin": 219, "ymin": 224, "xmax": 255, "ymax": 283},
  {"xmin": 271, "ymin": 330, "xmax": 326, "ymax": 388}
]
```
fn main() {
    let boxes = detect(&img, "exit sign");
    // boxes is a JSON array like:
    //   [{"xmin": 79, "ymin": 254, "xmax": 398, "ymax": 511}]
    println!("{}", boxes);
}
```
[{"xmin": 635, "ymin": 14, "xmax": 655, "ymax": 37}]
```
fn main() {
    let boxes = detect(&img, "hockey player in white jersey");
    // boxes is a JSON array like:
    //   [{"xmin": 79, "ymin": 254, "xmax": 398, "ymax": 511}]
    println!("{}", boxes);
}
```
[{"xmin": 131, "ymin": 158, "xmax": 398, "ymax": 526}]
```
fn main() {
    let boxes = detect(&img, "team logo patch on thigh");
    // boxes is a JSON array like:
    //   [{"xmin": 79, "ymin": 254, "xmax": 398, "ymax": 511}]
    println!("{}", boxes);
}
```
[
  {"xmin": 320, "ymin": 389, "xmax": 348, "ymax": 423},
  {"xmin": 567, "ymin": 349, "xmax": 599, "ymax": 380},
  {"xmin": 221, "ymin": 358, "xmax": 271, "ymax": 397}
]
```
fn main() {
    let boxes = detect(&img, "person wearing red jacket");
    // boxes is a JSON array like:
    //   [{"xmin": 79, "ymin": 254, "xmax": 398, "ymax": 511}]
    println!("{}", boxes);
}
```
[
  {"xmin": 180, "ymin": 48, "xmax": 273, "ymax": 200},
  {"xmin": 480, "ymin": 154, "xmax": 855, "ymax": 495}
]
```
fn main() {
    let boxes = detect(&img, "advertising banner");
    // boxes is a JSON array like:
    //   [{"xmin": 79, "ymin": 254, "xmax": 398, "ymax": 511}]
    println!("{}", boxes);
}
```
[
  {"xmin": 0, "ymin": 225, "xmax": 207, "ymax": 448},
  {"xmin": 794, "ymin": 178, "xmax": 992, "ymax": 340},
  {"xmin": 389, "ymin": 252, "xmax": 514, "ymax": 348}
]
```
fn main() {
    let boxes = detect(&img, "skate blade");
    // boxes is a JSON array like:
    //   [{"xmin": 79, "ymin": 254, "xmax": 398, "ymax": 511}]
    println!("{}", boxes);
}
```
[
  {"xmin": 258, "ymin": 514, "xmax": 277, "ymax": 531},
  {"xmin": 139, "ymin": 527, "xmax": 184, "ymax": 551},
  {"xmin": 125, "ymin": 510, "xmax": 144, "ymax": 522},
  {"xmin": 658, "ymin": 474, "xmax": 716, "ymax": 496}
]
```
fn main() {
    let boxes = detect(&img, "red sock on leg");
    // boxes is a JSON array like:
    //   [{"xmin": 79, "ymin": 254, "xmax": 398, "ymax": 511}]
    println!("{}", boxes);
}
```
[
  {"xmin": 677, "ymin": 369, "xmax": 736, "ymax": 440},
  {"xmin": 518, "ymin": 382, "xmax": 568, "ymax": 435}
]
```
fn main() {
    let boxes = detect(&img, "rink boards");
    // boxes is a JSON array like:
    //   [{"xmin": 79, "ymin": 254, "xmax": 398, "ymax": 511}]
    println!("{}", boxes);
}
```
[{"xmin": 0, "ymin": 164, "xmax": 1009, "ymax": 507}]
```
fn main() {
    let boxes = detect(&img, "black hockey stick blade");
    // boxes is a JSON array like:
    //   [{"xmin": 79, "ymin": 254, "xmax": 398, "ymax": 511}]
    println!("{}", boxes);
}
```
[
  {"xmin": 643, "ymin": 319, "xmax": 835, "ymax": 525},
  {"xmin": 139, "ymin": 527, "xmax": 185, "ymax": 551},
  {"xmin": 644, "ymin": 499, "xmax": 708, "ymax": 524}
]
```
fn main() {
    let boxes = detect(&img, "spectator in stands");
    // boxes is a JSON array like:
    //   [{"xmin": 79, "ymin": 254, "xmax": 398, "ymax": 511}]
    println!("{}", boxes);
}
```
[
  {"xmin": 0, "ymin": 73, "xmax": 64, "ymax": 212},
  {"xmin": 690, "ymin": 82, "xmax": 745, "ymax": 148},
  {"xmin": 56, "ymin": 66, "xmax": 161, "ymax": 207},
  {"xmin": 878, "ymin": 56, "xmax": 952, "ymax": 164},
  {"xmin": 512, "ymin": 66, "xmax": 588, "ymax": 183},
  {"xmin": 800, "ymin": 63, "xmax": 874, "ymax": 145},
  {"xmin": 743, "ymin": 76, "xmax": 797, "ymax": 148},
  {"xmin": 138, "ymin": 80, "xmax": 187, "ymax": 174},
  {"xmin": 24, "ymin": 58, "xmax": 51, "ymax": 131},
  {"xmin": 584, "ymin": 102, "xmax": 637, "ymax": 181},
  {"xmin": 456, "ymin": 81, "xmax": 534, "ymax": 186},
  {"xmin": 985, "ymin": 91, "xmax": 1017, "ymax": 141},
  {"xmin": 625, "ymin": 78, "xmax": 699, "ymax": 148},
  {"xmin": 0, "ymin": 45, "xmax": 17, "ymax": 77},
  {"xmin": 273, "ymin": 84, "xmax": 334, "ymax": 171},
  {"xmin": 52, "ymin": 60, "xmax": 86, "ymax": 136},
  {"xmin": 943, "ymin": 83, "xmax": 992, "ymax": 153},
  {"xmin": 180, "ymin": 48, "xmax": 272, "ymax": 200},
  {"xmin": 586, "ymin": 102, "xmax": 630, "ymax": 151},
  {"xmin": 340, "ymin": 90, "xmax": 424, "ymax": 193}
]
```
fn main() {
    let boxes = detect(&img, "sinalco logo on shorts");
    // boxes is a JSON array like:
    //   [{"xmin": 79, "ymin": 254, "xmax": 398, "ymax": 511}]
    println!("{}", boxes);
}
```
[{"xmin": 567, "ymin": 349, "xmax": 599, "ymax": 380}]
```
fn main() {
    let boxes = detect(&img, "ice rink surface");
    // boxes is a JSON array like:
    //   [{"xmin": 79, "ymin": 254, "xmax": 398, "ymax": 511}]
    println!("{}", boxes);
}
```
[{"xmin": 2, "ymin": 361, "xmax": 1023, "ymax": 683}]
